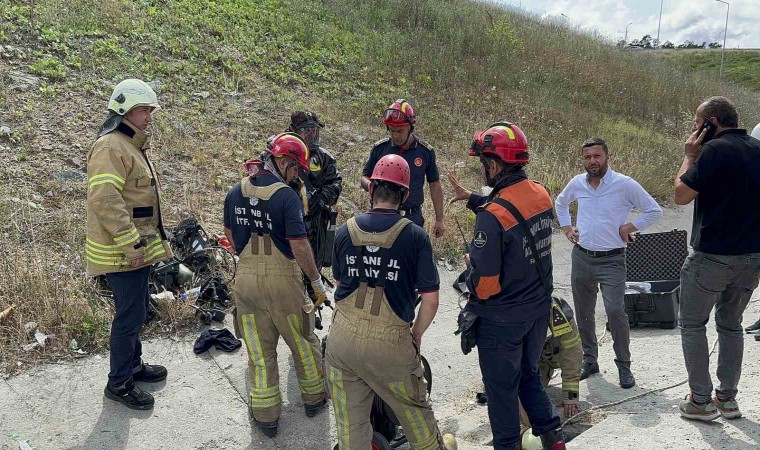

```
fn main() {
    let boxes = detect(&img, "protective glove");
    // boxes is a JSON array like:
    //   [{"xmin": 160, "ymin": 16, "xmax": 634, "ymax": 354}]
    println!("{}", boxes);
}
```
[
  {"xmin": 310, "ymin": 277, "xmax": 328, "ymax": 308},
  {"xmin": 454, "ymin": 307, "xmax": 480, "ymax": 355},
  {"xmin": 308, "ymin": 193, "xmax": 325, "ymax": 215}
]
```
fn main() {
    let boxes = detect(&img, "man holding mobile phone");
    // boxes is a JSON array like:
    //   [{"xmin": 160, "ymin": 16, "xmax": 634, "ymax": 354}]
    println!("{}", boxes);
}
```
[{"xmin": 674, "ymin": 97, "xmax": 760, "ymax": 421}]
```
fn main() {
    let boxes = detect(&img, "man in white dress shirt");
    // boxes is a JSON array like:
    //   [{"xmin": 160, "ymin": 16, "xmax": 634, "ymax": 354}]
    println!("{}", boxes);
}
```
[{"xmin": 555, "ymin": 138, "xmax": 662, "ymax": 389}]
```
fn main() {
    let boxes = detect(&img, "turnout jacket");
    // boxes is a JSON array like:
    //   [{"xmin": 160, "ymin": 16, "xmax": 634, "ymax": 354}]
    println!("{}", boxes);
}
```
[
  {"xmin": 303, "ymin": 146, "xmax": 342, "ymax": 267},
  {"xmin": 85, "ymin": 120, "xmax": 172, "ymax": 276},
  {"xmin": 540, "ymin": 297, "xmax": 582, "ymax": 401},
  {"xmin": 465, "ymin": 171, "xmax": 553, "ymax": 322}
]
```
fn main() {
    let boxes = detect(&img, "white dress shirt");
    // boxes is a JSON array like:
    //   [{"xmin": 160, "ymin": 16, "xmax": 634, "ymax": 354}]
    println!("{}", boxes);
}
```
[{"xmin": 555, "ymin": 168, "xmax": 663, "ymax": 251}]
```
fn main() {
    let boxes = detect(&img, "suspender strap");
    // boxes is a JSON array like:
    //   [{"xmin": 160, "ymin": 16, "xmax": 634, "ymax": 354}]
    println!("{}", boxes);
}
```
[
  {"xmin": 354, "ymin": 247, "xmax": 369, "ymax": 310},
  {"xmin": 240, "ymin": 177, "xmax": 288, "ymax": 256},
  {"xmin": 370, "ymin": 248, "xmax": 392, "ymax": 316},
  {"xmin": 490, "ymin": 197, "xmax": 552, "ymax": 298}
]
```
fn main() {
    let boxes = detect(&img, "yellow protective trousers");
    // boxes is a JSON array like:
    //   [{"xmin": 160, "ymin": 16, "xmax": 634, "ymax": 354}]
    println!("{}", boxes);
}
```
[
  {"xmin": 325, "ymin": 291, "xmax": 445, "ymax": 450},
  {"xmin": 233, "ymin": 233, "xmax": 325, "ymax": 423}
]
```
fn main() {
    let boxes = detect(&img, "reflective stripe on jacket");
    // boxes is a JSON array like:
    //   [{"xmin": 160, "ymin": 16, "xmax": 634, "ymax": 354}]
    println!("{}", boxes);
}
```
[{"xmin": 85, "ymin": 120, "xmax": 172, "ymax": 275}]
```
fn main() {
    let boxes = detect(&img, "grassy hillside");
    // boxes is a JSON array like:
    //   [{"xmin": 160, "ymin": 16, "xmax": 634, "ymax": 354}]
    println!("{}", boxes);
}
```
[
  {"xmin": 1, "ymin": 0, "xmax": 759, "ymax": 372},
  {"xmin": 655, "ymin": 49, "xmax": 760, "ymax": 93}
]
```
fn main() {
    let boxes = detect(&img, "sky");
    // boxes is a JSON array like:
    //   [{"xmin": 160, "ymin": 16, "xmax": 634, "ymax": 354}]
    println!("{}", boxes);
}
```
[{"xmin": 494, "ymin": 0, "xmax": 760, "ymax": 48}]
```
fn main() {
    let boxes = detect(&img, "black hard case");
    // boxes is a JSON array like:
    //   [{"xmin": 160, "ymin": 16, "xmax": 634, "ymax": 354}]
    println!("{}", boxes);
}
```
[{"xmin": 624, "ymin": 229, "xmax": 688, "ymax": 329}]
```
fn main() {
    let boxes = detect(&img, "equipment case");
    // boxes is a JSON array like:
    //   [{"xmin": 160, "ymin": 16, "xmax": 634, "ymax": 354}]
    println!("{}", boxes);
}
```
[{"xmin": 625, "ymin": 229, "xmax": 688, "ymax": 329}]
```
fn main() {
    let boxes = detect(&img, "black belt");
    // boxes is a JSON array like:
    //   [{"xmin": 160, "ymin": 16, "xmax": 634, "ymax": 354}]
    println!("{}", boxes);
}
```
[
  {"xmin": 576, "ymin": 245, "xmax": 625, "ymax": 257},
  {"xmin": 400, "ymin": 206, "xmax": 420, "ymax": 215}
]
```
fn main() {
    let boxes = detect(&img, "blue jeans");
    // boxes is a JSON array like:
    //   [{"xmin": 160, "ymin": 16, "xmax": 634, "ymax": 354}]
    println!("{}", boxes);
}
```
[
  {"xmin": 106, "ymin": 266, "xmax": 151, "ymax": 387},
  {"xmin": 680, "ymin": 252, "xmax": 760, "ymax": 403},
  {"xmin": 476, "ymin": 315, "xmax": 560, "ymax": 449}
]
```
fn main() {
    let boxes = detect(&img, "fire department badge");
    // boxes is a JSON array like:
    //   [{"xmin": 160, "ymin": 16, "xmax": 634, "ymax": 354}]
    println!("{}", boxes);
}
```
[
  {"xmin": 250, "ymin": 197, "xmax": 259, "ymax": 206},
  {"xmin": 366, "ymin": 245, "xmax": 380, "ymax": 253},
  {"xmin": 414, "ymin": 157, "xmax": 423, "ymax": 167}
]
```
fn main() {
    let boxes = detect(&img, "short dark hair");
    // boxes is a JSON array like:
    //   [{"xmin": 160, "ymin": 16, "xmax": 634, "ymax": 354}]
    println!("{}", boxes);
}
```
[
  {"xmin": 290, "ymin": 110, "xmax": 322, "ymax": 129},
  {"xmin": 701, "ymin": 96, "xmax": 739, "ymax": 128},
  {"xmin": 581, "ymin": 138, "xmax": 608, "ymax": 154},
  {"xmin": 371, "ymin": 180, "xmax": 405, "ymax": 206}
]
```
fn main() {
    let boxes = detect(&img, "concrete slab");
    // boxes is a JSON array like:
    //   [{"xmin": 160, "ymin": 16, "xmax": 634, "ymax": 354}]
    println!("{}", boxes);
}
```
[{"xmin": 2, "ymin": 202, "xmax": 760, "ymax": 450}]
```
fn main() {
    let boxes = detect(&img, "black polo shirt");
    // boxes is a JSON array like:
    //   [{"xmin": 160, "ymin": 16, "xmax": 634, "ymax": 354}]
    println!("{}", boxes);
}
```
[
  {"xmin": 223, "ymin": 172, "xmax": 307, "ymax": 258},
  {"xmin": 331, "ymin": 209, "xmax": 439, "ymax": 323},
  {"xmin": 680, "ymin": 129, "xmax": 760, "ymax": 255},
  {"xmin": 362, "ymin": 136, "xmax": 440, "ymax": 226}
]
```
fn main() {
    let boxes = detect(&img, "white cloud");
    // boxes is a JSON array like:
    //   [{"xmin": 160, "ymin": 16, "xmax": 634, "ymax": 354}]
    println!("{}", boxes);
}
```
[{"xmin": 494, "ymin": 0, "xmax": 760, "ymax": 48}]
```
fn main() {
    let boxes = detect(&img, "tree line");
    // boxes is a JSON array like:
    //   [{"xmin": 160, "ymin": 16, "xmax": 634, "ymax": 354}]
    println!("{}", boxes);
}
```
[{"xmin": 617, "ymin": 34, "xmax": 723, "ymax": 49}]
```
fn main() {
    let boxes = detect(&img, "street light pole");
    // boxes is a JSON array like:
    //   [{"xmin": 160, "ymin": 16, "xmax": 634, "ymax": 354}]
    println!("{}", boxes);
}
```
[
  {"xmin": 656, "ymin": 0, "xmax": 664, "ymax": 48},
  {"xmin": 715, "ymin": 0, "xmax": 729, "ymax": 79},
  {"xmin": 625, "ymin": 22, "xmax": 633, "ymax": 43}
]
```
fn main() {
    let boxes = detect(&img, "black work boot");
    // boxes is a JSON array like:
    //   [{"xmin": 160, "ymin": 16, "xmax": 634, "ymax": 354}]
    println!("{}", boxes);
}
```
[
  {"xmin": 580, "ymin": 361, "xmax": 600, "ymax": 380},
  {"xmin": 304, "ymin": 399, "xmax": 326, "ymax": 417},
  {"xmin": 539, "ymin": 427, "xmax": 567, "ymax": 450},
  {"xmin": 615, "ymin": 359, "xmax": 636, "ymax": 389},
  {"xmin": 745, "ymin": 318, "xmax": 760, "ymax": 333},
  {"xmin": 254, "ymin": 419, "xmax": 279, "ymax": 438},
  {"xmin": 133, "ymin": 363, "xmax": 168, "ymax": 383},
  {"xmin": 104, "ymin": 381, "xmax": 155, "ymax": 410}
]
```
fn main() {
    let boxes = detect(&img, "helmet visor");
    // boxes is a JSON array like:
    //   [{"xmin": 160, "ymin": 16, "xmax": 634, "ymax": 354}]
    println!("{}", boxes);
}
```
[
  {"xmin": 468, "ymin": 130, "xmax": 488, "ymax": 156},
  {"xmin": 295, "ymin": 123, "xmax": 320, "ymax": 148},
  {"xmin": 383, "ymin": 108, "xmax": 411, "ymax": 125}
]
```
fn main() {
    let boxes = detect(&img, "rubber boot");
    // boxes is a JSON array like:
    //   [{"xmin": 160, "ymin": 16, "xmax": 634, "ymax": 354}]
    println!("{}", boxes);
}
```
[
  {"xmin": 615, "ymin": 359, "xmax": 636, "ymax": 389},
  {"xmin": 304, "ymin": 398, "xmax": 326, "ymax": 417},
  {"xmin": 254, "ymin": 419, "xmax": 279, "ymax": 438},
  {"xmin": 539, "ymin": 427, "xmax": 566, "ymax": 450}
]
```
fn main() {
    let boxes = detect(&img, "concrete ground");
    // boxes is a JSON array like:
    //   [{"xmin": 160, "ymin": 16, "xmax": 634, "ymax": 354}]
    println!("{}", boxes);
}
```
[{"xmin": 2, "ymin": 203, "xmax": 760, "ymax": 449}]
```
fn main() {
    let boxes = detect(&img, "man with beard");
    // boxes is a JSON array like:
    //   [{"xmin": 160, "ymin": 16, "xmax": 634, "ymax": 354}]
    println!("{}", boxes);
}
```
[
  {"xmin": 223, "ymin": 133, "xmax": 328, "ymax": 437},
  {"xmin": 361, "ymin": 99, "xmax": 445, "ymax": 237},
  {"xmin": 674, "ymin": 97, "xmax": 760, "ymax": 420},
  {"xmin": 555, "ymin": 138, "xmax": 662, "ymax": 389}
]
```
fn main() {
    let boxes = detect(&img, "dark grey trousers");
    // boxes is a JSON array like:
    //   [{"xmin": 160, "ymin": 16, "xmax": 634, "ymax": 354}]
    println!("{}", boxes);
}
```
[
  {"xmin": 571, "ymin": 246, "xmax": 631, "ymax": 365},
  {"xmin": 680, "ymin": 251, "xmax": 760, "ymax": 404}
]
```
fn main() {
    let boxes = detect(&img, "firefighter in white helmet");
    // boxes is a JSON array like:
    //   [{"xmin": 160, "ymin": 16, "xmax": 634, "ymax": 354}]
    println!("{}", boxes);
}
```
[{"xmin": 86, "ymin": 78, "xmax": 173, "ymax": 410}]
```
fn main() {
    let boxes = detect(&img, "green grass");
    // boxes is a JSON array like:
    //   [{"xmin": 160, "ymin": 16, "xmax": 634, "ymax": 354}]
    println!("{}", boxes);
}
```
[
  {"xmin": 655, "ymin": 49, "xmax": 760, "ymax": 93},
  {"xmin": 1, "ymin": 0, "xmax": 759, "ymax": 371}
]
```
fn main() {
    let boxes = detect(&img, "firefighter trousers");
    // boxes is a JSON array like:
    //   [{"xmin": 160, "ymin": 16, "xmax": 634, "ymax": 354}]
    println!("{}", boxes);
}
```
[
  {"xmin": 233, "ymin": 238, "xmax": 325, "ymax": 423},
  {"xmin": 325, "ymin": 287, "xmax": 445, "ymax": 450}
]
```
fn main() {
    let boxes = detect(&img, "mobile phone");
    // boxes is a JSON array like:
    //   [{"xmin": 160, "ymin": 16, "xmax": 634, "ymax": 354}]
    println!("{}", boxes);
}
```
[{"xmin": 700, "ymin": 119, "xmax": 717, "ymax": 143}]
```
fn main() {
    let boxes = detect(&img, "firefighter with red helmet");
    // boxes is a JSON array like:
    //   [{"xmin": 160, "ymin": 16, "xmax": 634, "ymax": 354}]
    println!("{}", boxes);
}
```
[
  {"xmin": 448, "ymin": 123, "xmax": 565, "ymax": 450},
  {"xmin": 223, "ymin": 132, "xmax": 328, "ymax": 437},
  {"xmin": 326, "ymin": 154, "xmax": 455, "ymax": 450},
  {"xmin": 361, "ymin": 99, "xmax": 446, "ymax": 237}
]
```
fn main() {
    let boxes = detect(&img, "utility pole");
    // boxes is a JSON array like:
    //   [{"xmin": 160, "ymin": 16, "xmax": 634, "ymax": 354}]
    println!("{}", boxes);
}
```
[
  {"xmin": 715, "ymin": 0, "xmax": 729, "ymax": 79},
  {"xmin": 625, "ymin": 22, "xmax": 633, "ymax": 43},
  {"xmin": 656, "ymin": 0, "xmax": 664, "ymax": 48}
]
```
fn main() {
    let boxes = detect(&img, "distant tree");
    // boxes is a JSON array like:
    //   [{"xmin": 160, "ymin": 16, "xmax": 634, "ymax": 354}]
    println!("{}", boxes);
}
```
[
  {"xmin": 662, "ymin": 40, "xmax": 675, "ymax": 49},
  {"xmin": 639, "ymin": 34, "xmax": 654, "ymax": 48},
  {"xmin": 677, "ymin": 40, "xmax": 705, "ymax": 49},
  {"xmin": 616, "ymin": 39, "xmax": 626, "ymax": 48},
  {"xmin": 708, "ymin": 42, "xmax": 722, "ymax": 48}
]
